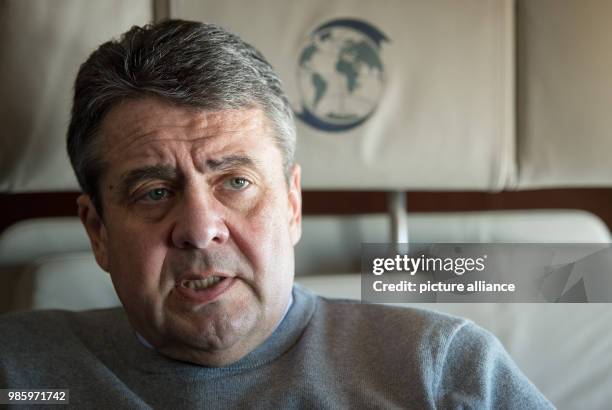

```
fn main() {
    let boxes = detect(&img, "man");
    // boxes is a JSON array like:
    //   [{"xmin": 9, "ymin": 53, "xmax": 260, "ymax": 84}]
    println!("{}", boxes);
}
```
[{"xmin": 0, "ymin": 20, "xmax": 553, "ymax": 408}]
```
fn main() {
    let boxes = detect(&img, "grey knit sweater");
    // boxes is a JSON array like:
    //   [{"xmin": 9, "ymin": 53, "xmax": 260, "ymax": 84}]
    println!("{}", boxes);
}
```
[{"xmin": 0, "ymin": 285, "xmax": 553, "ymax": 409}]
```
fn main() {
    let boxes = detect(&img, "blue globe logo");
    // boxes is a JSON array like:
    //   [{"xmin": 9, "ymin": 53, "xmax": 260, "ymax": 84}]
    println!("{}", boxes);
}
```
[{"xmin": 295, "ymin": 19, "xmax": 389, "ymax": 132}]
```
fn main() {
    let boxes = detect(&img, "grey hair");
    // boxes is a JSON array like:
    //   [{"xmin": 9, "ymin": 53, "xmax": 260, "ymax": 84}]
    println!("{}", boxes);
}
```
[{"xmin": 67, "ymin": 19, "xmax": 296, "ymax": 212}]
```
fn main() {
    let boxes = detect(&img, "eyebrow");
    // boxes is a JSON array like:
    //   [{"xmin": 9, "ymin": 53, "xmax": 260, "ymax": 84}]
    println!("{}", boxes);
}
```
[
  {"xmin": 116, "ymin": 155, "xmax": 258, "ymax": 198},
  {"xmin": 205, "ymin": 155, "xmax": 258, "ymax": 172},
  {"xmin": 118, "ymin": 165, "xmax": 180, "ymax": 198}
]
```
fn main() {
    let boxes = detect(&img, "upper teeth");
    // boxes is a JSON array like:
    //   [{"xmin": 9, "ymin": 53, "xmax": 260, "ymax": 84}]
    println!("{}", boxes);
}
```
[{"xmin": 183, "ymin": 277, "xmax": 221, "ymax": 290}]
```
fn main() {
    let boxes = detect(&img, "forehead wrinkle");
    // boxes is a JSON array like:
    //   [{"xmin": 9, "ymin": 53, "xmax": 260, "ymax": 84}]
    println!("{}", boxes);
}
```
[
  {"xmin": 187, "ymin": 111, "xmax": 275, "ymax": 172},
  {"xmin": 101, "ymin": 104, "xmax": 213, "ymax": 158},
  {"xmin": 101, "ymin": 100, "xmax": 267, "ymax": 161},
  {"xmin": 129, "ymin": 144, "xmax": 176, "ymax": 166},
  {"xmin": 103, "ymin": 123, "xmax": 213, "ymax": 160}
]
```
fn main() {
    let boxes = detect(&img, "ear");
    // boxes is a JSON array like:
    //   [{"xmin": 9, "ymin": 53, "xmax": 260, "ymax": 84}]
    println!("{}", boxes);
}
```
[
  {"xmin": 287, "ymin": 164, "xmax": 302, "ymax": 246},
  {"xmin": 77, "ymin": 194, "xmax": 110, "ymax": 272}
]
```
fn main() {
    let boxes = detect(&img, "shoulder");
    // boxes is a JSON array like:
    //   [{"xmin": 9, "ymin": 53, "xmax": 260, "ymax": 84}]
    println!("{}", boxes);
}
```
[
  {"xmin": 307, "ymin": 296, "xmax": 478, "ymax": 376},
  {"xmin": 0, "ymin": 308, "xmax": 127, "ymax": 353},
  {"xmin": 314, "ymin": 297, "xmax": 473, "ymax": 351},
  {"xmin": 0, "ymin": 307, "xmax": 126, "ymax": 328},
  {"xmin": 0, "ymin": 308, "xmax": 133, "ymax": 388},
  {"xmin": 310, "ymin": 298, "xmax": 553, "ymax": 408}
]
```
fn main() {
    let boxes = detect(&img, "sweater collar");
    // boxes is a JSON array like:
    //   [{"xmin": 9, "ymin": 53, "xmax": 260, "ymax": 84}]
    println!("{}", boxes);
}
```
[{"xmin": 121, "ymin": 284, "xmax": 317, "ymax": 375}]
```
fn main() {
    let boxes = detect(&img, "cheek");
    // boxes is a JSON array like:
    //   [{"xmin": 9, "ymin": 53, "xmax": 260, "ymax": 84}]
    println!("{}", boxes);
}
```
[
  {"xmin": 235, "ymin": 201, "xmax": 294, "ymax": 285},
  {"xmin": 106, "ymin": 223, "xmax": 169, "ymax": 297}
]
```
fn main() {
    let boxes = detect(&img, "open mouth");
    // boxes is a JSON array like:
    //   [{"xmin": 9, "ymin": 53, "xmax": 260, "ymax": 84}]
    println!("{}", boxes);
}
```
[
  {"xmin": 181, "ymin": 276, "xmax": 224, "ymax": 291},
  {"xmin": 174, "ymin": 274, "xmax": 235, "ymax": 304}
]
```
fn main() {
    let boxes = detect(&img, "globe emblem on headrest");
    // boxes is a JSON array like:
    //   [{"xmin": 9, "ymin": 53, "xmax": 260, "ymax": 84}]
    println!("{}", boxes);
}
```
[{"xmin": 295, "ymin": 19, "xmax": 389, "ymax": 132}]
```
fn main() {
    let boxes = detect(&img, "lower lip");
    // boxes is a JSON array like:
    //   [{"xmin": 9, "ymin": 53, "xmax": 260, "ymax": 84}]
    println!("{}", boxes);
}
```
[{"xmin": 174, "ymin": 277, "xmax": 235, "ymax": 305}]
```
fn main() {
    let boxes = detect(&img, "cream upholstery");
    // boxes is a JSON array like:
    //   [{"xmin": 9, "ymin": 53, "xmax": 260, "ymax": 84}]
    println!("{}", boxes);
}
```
[
  {"xmin": 0, "ymin": 0, "xmax": 151, "ymax": 191},
  {"xmin": 13, "ymin": 252, "xmax": 119, "ymax": 311},
  {"xmin": 2, "ymin": 1, "xmax": 611, "ymax": 191},
  {"xmin": 296, "ymin": 210, "xmax": 611, "ymax": 275},
  {"xmin": 0, "ymin": 217, "xmax": 90, "ymax": 265},
  {"xmin": 517, "ymin": 0, "xmax": 612, "ymax": 188}
]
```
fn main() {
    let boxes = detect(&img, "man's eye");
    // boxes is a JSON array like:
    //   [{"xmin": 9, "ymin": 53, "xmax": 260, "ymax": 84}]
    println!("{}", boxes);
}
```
[
  {"xmin": 224, "ymin": 177, "xmax": 250, "ymax": 191},
  {"xmin": 142, "ymin": 188, "xmax": 172, "ymax": 202}
]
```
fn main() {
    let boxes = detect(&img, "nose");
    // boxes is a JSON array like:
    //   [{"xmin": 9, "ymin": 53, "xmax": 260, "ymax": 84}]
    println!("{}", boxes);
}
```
[{"xmin": 171, "ymin": 190, "xmax": 230, "ymax": 249}]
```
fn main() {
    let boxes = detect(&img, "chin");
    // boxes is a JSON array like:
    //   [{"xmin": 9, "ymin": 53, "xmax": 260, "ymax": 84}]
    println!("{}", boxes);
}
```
[{"xmin": 168, "ymin": 303, "xmax": 263, "ymax": 352}]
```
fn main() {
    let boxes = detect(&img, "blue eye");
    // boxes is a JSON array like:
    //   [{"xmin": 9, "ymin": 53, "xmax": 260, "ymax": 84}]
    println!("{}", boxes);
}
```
[
  {"xmin": 225, "ymin": 177, "xmax": 250, "ymax": 190},
  {"xmin": 145, "ymin": 188, "xmax": 171, "ymax": 201}
]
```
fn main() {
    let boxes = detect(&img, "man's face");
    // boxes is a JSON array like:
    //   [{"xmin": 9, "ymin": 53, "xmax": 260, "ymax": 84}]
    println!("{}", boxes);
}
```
[{"xmin": 78, "ymin": 97, "xmax": 301, "ymax": 366}]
